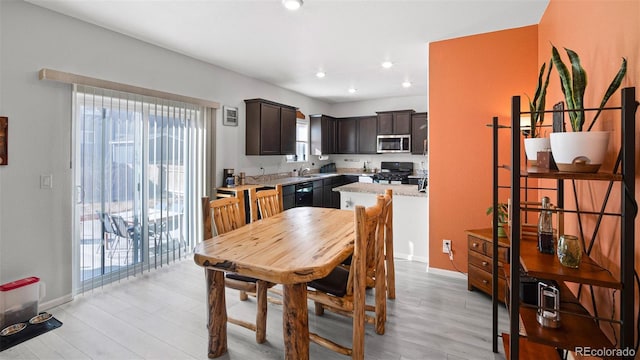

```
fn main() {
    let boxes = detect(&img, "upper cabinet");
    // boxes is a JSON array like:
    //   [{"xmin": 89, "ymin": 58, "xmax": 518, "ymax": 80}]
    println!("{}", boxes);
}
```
[
  {"xmin": 245, "ymin": 99, "xmax": 297, "ymax": 155},
  {"xmin": 337, "ymin": 117, "xmax": 357, "ymax": 154},
  {"xmin": 280, "ymin": 107, "xmax": 296, "ymax": 155},
  {"xmin": 310, "ymin": 114, "xmax": 337, "ymax": 155},
  {"xmin": 356, "ymin": 116, "xmax": 378, "ymax": 154},
  {"xmin": 411, "ymin": 112, "xmax": 428, "ymax": 155},
  {"xmin": 308, "ymin": 109, "xmax": 421, "ymax": 156},
  {"xmin": 376, "ymin": 110, "xmax": 414, "ymax": 135}
]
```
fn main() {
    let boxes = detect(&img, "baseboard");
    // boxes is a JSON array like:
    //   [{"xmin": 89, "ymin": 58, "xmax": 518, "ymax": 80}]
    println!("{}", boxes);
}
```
[
  {"xmin": 427, "ymin": 267, "xmax": 467, "ymax": 280},
  {"xmin": 40, "ymin": 294, "xmax": 73, "ymax": 311},
  {"xmin": 394, "ymin": 253, "xmax": 428, "ymax": 264}
]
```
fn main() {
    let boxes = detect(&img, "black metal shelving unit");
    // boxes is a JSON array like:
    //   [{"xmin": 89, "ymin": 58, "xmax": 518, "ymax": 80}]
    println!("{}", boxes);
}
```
[{"xmin": 490, "ymin": 87, "xmax": 637, "ymax": 359}]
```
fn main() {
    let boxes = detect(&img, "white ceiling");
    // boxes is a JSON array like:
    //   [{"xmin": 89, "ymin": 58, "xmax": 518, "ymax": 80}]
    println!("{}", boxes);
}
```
[{"xmin": 25, "ymin": 0, "xmax": 549, "ymax": 104}]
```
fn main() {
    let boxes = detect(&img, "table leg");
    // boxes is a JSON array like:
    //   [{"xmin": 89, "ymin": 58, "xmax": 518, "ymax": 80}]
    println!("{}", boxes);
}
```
[
  {"xmin": 282, "ymin": 283, "xmax": 309, "ymax": 360},
  {"xmin": 206, "ymin": 269, "xmax": 227, "ymax": 358}
]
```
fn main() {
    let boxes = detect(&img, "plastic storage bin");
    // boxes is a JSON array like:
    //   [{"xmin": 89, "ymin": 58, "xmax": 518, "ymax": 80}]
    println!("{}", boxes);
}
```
[{"xmin": 0, "ymin": 277, "xmax": 41, "ymax": 328}]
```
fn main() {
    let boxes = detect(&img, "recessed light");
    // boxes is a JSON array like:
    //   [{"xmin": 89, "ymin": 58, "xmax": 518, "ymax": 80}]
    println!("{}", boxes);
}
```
[
  {"xmin": 282, "ymin": 0, "xmax": 303, "ymax": 10},
  {"xmin": 348, "ymin": 88, "xmax": 357, "ymax": 94},
  {"xmin": 316, "ymin": 71, "xmax": 326, "ymax": 78},
  {"xmin": 381, "ymin": 61, "xmax": 393, "ymax": 69},
  {"xmin": 402, "ymin": 81, "xmax": 412, "ymax": 88}
]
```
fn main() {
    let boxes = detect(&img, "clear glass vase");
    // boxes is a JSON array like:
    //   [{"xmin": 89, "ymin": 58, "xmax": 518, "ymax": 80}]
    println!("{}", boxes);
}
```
[{"xmin": 557, "ymin": 234, "xmax": 582, "ymax": 268}]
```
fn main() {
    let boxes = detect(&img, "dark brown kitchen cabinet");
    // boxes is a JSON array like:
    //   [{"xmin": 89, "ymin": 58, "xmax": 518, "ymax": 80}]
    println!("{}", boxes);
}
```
[
  {"xmin": 376, "ymin": 110, "xmax": 414, "ymax": 135},
  {"xmin": 322, "ymin": 176, "xmax": 343, "ymax": 209},
  {"xmin": 282, "ymin": 184, "xmax": 295, "ymax": 210},
  {"xmin": 310, "ymin": 114, "xmax": 336, "ymax": 155},
  {"xmin": 280, "ymin": 107, "xmax": 296, "ymax": 155},
  {"xmin": 245, "ymin": 98, "xmax": 297, "ymax": 155},
  {"xmin": 411, "ymin": 112, "xmax": 428, "ymax": 155},
  {"xmin": 337, "ymin": 117, "xmax": 357, "ymax": 154},
  {"xmin": 312, "ymin": 179, "xmax": 323, "ymax": 207},
  {"xmin": 356, "ymin": 116, "xmax": 378, "ymax": 154}
]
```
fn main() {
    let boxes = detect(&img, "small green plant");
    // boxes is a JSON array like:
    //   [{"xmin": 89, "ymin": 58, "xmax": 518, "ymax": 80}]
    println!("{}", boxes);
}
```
[
  {"xmin": 550, "ymin": 45, "xmax": 627, "ymax": 132},
  {"xmin": 525, "ymin": 60, "xmax": 553, "ymax": 138},
  {"xmin": 486, "ymin": 203, "xmax": 509, "ymax": 224}
]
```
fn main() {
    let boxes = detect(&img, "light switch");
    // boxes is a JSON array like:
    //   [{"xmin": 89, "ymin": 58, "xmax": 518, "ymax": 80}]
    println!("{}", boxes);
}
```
[{"xmin": 40, "ymin": 174, "xmax": 53, "ymax": 189}]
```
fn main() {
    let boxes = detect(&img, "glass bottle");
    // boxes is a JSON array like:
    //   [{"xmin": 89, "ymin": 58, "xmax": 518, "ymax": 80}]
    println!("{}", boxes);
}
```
[
  {"xmin": 557, "ymin": 234, "xmax": 582, "ymax": 268},
  {"xmin": 538, "ymin": 196, "xmax": 554, "ymax": 254}
]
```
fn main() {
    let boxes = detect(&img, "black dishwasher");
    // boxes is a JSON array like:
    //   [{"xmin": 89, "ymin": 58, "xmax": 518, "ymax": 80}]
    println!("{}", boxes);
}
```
[{"xmin": 295, "ymin": 182, "xmax": 313, "ymax": 207}]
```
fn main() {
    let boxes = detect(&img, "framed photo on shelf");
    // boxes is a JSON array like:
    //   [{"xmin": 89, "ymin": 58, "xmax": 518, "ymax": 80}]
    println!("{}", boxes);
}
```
[{"xmin": 223, "ymin": 106, "xmax": 238, "ymax": 126}]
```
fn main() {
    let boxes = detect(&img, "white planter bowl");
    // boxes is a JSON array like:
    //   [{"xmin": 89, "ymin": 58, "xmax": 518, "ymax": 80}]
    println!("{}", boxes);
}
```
[
  {"xmin": 550, "ymin": 131, "xmax": 610, "ymax": 173},
  {"xmin": 524, "ymin": 137, "xmax": 551, "ymax": 165}
]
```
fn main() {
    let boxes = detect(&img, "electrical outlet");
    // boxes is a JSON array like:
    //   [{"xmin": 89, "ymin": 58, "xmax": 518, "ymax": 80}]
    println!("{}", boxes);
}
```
[{"xmin": 442, "ymin": 239, "xmax": 451, "ymax": 253}]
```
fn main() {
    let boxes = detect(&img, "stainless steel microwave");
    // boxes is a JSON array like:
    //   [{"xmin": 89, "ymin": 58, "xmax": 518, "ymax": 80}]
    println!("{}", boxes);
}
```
[{"xmin": 377, "ymin": 134, "xmax": 411, "ymax": 153}]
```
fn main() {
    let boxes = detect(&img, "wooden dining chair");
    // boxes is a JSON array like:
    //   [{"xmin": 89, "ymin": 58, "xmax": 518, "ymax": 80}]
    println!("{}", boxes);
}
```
[
  {"xmin": 341, "ymin": 189, "xmax": 395, "ymax": 300},
  {"xmin": 202, "ymin": 196, "xmax": 270, "ymax": 344},
  {"xmin": 322, "ymin": 190, "xmax": 392, "ymax": 336},
  {"xmin": 306, "ymin": 195, "xmax": 386, "ymax": 359},
  {"xmin": 248, "ymin": 184, "xmax": 283, "ymax": 222}
]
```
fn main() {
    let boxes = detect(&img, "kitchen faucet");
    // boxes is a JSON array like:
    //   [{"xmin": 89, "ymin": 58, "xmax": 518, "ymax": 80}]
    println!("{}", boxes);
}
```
[{"xmin": 300, "ymin": 167, "xmax": 310, "ymax": 176}]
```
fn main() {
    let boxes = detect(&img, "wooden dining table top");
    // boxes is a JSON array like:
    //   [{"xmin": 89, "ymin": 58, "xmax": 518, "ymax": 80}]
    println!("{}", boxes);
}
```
[{"xmin": 193, "ymin": 207, "xmax": 355, "ymax": 284}]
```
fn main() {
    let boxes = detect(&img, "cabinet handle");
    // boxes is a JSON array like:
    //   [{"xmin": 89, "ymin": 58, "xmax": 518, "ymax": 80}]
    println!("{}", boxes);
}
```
[
  {"xmin": 482, "ymin": 261, "xmax": 488, "ymax": 266},
  {"xmin": 482, "ymin": 280, "xmax": 489, "ymax": 285},
  {"xmin": 472, "ymin": 243, "xmax": 479, "ymax": 248}
]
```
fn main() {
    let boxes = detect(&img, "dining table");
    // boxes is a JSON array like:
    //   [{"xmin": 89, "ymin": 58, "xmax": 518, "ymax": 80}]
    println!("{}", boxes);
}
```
[{"xmin": 193, "ymin": 206, "xmax": 355, "ymax": 360}]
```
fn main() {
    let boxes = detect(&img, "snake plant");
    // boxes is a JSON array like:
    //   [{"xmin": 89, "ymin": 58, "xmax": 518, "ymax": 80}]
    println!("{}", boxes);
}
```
[
  {"xmin": 526, "ymin": 60, "xmax": 553, "ymax": 138},
  {"xmin": 550, "ymin": 45, "xmax": 627, "ymax": 132}
]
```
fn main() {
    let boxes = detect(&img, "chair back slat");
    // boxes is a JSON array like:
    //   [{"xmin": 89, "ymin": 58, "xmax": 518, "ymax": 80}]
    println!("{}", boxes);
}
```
[
  {"xmin": 203, "ymin": 196, "xmax": 245, "ymax": 238},
  {"xmin": 202, "ymin": 197, "xmax": 213, "ymax": 240},
  {"xmin": 346, "ymin": 195, "xmax": 384, "ymax": 298},
  {"xmin": 249, "ymin": 184, "xmax": 283, "ymax": 221},
  {"xmin": 382, "ymin": 189, "xmax": 395, "ymax": 300}
]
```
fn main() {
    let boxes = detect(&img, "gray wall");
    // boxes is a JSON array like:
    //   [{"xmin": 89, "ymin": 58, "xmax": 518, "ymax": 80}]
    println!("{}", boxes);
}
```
[
  {"xmin": 0, "ymin": 0, "xmax": 428, "ymax": 305},
  {"xmin": 0, "ymin": 0, "xmax": 332, "ymax": 305}
]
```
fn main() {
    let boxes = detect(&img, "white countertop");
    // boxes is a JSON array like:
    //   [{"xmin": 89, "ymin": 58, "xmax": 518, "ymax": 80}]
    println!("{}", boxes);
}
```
[{"xmin": 333, "ymin": 182, "xmax": 427, "ymax": 197}]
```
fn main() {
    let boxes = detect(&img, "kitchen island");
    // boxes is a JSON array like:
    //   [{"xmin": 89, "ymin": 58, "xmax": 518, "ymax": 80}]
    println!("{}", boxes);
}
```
[{"xmin": 333, "ymin": 182, "xmax": 428, "ymax": 264}]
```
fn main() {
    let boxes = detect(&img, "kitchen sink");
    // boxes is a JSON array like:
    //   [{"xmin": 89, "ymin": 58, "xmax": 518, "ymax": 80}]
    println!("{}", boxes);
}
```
[{"xmin": 300, "ymin": 174, "xmax": 323, "ymax": 178}]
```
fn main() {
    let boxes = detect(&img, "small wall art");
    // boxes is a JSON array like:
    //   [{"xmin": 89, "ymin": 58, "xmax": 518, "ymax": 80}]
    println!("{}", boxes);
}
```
[
  {"xmin": 0, "ymin": 117, "xmax": 7, "ymax": 165},
  {"xmin": 223, "ymin": 106, "xmax": 238, "ymax": 126}
]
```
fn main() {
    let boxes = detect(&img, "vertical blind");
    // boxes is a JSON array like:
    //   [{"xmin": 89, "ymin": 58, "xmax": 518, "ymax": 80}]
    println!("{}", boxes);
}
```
[{"xmin": 74, "ymin": 85, "xmax": 207, "ymax": 292}]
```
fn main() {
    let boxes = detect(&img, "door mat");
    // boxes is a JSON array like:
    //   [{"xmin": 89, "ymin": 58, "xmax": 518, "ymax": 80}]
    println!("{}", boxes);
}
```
[{"xmin": 0, "ymin": 314, "xmax": 63, "ymax": 352}]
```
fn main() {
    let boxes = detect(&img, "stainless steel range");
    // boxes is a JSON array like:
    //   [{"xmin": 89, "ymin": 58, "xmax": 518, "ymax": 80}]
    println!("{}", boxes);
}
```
[{"xmin": 373, "ymin": 161, "xmax": 414, "ymax": 184}]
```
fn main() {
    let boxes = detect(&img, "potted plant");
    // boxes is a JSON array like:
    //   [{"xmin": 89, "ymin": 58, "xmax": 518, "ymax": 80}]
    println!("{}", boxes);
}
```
[
  {"xmin": 549, "ymin": 45, "xmax": 627, "ymax": 172},
  {"xmin": 524, "ymin": 60, "xmax": 553, "ymax": 165},
  {"xmin": 486, "ymin": 203, "xmax": 509, "ymax": 237}
]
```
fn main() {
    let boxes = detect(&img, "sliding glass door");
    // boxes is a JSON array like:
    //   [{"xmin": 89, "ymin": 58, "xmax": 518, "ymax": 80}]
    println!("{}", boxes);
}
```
[{"xmin": 73, "ymin": 85, "xmax": 205, "ymax": 291}]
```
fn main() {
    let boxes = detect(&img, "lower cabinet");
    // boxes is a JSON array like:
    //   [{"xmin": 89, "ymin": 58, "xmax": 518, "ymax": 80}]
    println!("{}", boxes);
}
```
[
  {"xmin": 282, "ymin": 175, "xmax": 359, "ymax": 210},
  {"xmin": 282, "ymin": 184, "xmax": 295, "ymax": 210},
  {"xmin": 322, "ymin": 178, "xmax": 338, "ymax": 208},
  {"xmin": 466, "ymin": 228, "xmax": 509, "ymax": 303},
  {"xmin": 312, "ymin": 179, "xmax": 323, "ymax": 207}
]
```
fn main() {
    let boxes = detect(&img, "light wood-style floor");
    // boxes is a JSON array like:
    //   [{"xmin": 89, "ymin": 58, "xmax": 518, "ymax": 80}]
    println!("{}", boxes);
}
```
[{"xmin": 1, "ymin": 259, "xmax": 509, "ymax": 359}]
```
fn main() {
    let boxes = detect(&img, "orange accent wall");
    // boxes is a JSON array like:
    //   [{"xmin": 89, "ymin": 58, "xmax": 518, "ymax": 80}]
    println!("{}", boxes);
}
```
[
  {"xmin": 429, "ymin": 25, "xmax": 538, "ymax": 272},
  {"xmin": 538, "ymin": 0, "xmax": 639, "ymax": 348},
  {"xmin": 427, "ymin": 0, "xmax": 637, "ymax": 350}
]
